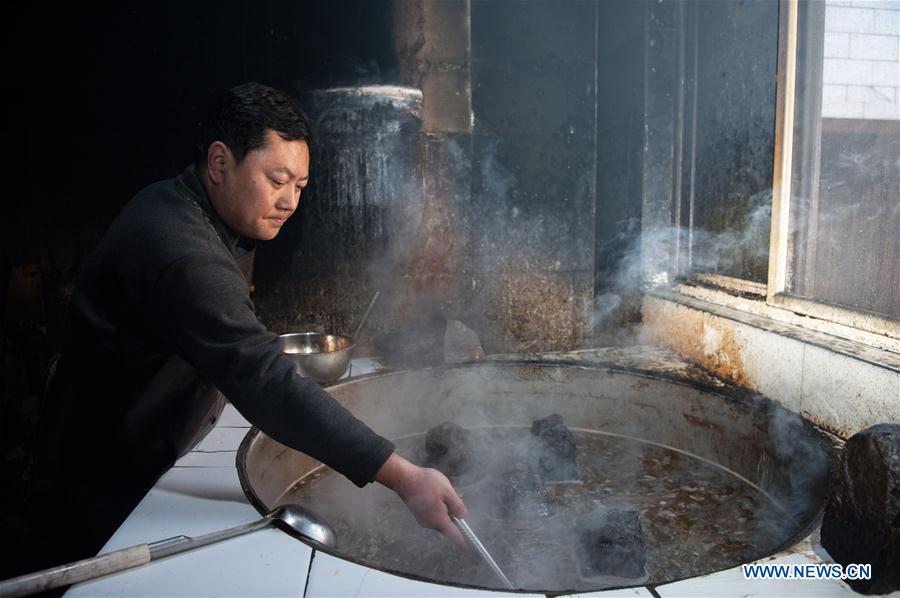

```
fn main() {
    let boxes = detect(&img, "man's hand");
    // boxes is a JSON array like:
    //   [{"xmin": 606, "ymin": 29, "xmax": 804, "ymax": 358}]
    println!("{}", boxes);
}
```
[{"xmin": 375, "ymin": 452, "xmax": 467, "ymax": 547}]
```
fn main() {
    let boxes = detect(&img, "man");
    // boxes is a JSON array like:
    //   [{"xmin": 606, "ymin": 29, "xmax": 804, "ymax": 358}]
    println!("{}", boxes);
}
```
[{"xmin": 18, "ymin": 82, "xmax": 465, "ymax": 578}]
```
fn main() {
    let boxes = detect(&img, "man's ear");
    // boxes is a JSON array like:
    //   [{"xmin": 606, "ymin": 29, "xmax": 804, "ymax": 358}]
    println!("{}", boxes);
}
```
[{"xmin": 206, "ymin": 141, "xmax": 230, "ymax": 185}]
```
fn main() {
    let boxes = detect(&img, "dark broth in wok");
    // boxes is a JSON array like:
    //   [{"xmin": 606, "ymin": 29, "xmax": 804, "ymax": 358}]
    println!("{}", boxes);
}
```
[{"xmin": 283, "ymin": 426, "xmax": 799, "ymax": 592}]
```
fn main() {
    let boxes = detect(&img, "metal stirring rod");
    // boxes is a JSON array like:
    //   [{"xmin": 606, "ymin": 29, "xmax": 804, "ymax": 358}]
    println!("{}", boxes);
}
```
[{"xmin": 451, "ymin": 515, "xmax": 515, "ymax": 590}]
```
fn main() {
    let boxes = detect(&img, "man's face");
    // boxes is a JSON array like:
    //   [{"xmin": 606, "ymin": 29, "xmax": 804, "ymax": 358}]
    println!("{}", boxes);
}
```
[{"xmin": 208, "ymin": 129, "xmax": 309, "ymax": 241}]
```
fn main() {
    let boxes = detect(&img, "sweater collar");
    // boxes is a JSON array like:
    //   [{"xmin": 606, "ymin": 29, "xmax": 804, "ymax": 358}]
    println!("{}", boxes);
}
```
[{"xmin": 175, "ymin": 166, "xmax": 241, "ymax": 255}]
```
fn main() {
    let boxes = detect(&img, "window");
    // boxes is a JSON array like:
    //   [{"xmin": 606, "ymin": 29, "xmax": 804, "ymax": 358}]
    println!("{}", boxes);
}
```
[
  {"xmin": 637, "ymin": 0, "xmax": 897, "ymax": 348},
  {"xmin": 769, "ymin": 0, "xmax": 899, "ymax": 338},
  {"xmin": 680, "ymin": 0, "xmax": 779, "ymax": 286}
]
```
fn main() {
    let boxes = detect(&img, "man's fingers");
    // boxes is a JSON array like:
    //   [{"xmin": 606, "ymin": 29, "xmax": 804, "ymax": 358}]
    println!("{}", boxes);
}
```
[
  {"xmin": 438, "ymin": 519, "xmax": 467, "ymax": 549},
  {"xmin": 438, "ymin": 490, "xmax": 466, "ymax": 548},
  {"xmin": 446, "ymin": 490, "xmax": 467, "ymax": 518}
]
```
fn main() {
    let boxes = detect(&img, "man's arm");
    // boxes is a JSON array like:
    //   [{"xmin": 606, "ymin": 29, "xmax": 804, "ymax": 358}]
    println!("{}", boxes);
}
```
[
  {"xmin": 148, "ymin": 253, "xmax": 392, "ymax": 485},
  {"xmin": 147, "ymin": 252, "xmax": 467, "ymax": 545}
]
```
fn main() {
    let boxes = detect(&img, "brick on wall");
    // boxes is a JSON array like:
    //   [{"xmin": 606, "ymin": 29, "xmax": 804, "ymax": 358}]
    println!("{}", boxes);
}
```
[{"xmin": 823, "ymin": 0, "xmax": 899, "ymax": 119}]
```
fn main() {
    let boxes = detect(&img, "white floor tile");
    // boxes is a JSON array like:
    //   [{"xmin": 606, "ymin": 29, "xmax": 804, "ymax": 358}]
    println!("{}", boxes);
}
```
[
  {"xmin": 174, "ymin": 449, "xmax": 238, "ymax": 467},
  {"xmin": 94, "ymin": 468, "xmax": 261, "ymax": 552},
  {"xmin": 66, "ymin": 528, "xmax": 309, "ymax": 597},
  {"xmin": 654, "ymin": 553, "xmax": 861, "ymax": 597},
  {"xmin": 191, "ymin": 426, "xmax": 251, "ymax": 452},
  {"xmin": 218, "ymin": 402, "xmax": 251, "ymax": 427},
  {"xmin": 153, "ymin": 463, "xmax": 251, "ymax": 504},
  {"xmin": 67, "ymin": 467, "xmax": 312, "ymax": 597},
  {"xmin": 346, "ymin": 357, "xmax": 382, "ymax": 378},
  {"xmin": 558, "ymin": 587, "xmax": 654, "ymax": 597}
]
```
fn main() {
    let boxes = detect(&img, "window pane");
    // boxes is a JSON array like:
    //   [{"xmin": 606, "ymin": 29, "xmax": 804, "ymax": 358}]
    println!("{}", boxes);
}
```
[
  {"xmin": 790, "ymin": 0, "xmax": 900, "ymax": 320},
  {"xmin": 686, "ymin": 0, "xmax": 778, "ymax": 283}
]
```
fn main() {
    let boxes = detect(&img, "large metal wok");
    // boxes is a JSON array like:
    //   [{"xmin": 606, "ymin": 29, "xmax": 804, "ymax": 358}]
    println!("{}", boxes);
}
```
[{"xmin": 237, "ymin": 359, "xmax": 837, "ymax": 593}]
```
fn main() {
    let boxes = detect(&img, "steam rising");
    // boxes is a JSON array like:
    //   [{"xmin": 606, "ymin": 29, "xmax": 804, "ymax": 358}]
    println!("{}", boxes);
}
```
[{"xmin": 592, "ymin": 191, "xmax": 773, "ymax": 333}]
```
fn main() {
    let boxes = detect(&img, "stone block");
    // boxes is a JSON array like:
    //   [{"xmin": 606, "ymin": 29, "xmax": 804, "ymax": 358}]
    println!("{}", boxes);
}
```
[
  {"xmin": 576, "ymin": 509, "xmax": 647, "ymax": 581},
  {"xmin": 821, "ymin": 424, "xmax": 900, "ymax": 594},
  {"xmin": 529, "ymin": 413, "xmax": 578, "ymax": 482}
]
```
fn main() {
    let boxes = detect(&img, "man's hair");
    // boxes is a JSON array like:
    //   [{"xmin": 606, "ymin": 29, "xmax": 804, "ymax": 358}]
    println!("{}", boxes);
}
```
[{"xmin": 195, "ymin": 82, "xmax": 312, "ymax": 170}]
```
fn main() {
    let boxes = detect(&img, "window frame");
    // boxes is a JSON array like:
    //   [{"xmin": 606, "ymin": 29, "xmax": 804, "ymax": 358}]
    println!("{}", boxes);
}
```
[
  {"xmin": 653, "ymin": 0, "xmax": 899, "ymax": 351},
  {"xmin": 767, "ymin": 0, "xmax": 899, "ymax": 343}
]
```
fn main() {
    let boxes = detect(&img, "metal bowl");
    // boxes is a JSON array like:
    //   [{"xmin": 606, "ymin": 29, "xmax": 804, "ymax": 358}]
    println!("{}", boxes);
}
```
[{"xmin": 280, "ymin": 332, "xmax": 355, "ymax": 383}]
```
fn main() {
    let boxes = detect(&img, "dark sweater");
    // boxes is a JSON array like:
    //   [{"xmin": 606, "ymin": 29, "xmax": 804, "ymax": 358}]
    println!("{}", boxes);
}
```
[{"xmin": 24, "ymin": 167, "xmax": 393, "ymax": 567}]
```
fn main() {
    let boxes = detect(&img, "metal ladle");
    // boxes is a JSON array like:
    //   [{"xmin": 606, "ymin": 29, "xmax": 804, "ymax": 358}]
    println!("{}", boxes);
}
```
[
  {"xmin": 351, "ymin": 291, "xmax": 380, "ymax": 344},
  {"xmin": 344, "ymin": 291, "xmax": 379, "ymax": 377},
  {"xmin": 0, "ymin": 504, "xmax": 335, "ymax": 598},
  {"xmin": 451, "ymin": 515, "xmax": 515, "ymax": 590}
]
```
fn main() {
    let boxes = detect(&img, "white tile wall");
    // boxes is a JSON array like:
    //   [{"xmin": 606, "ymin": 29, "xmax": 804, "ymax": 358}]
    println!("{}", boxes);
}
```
[
  {"xmin": 871, "ymin": 59, "xmax": 900, "ymax": 85},
  {"xmin": 849, "ymin": 32, "xmax": 899, "ymax": 59},
  {"xmin": 864, "ymin": 93, "xmax": 900, "ymax": 116},
  {"xmin": 853, "ymin": 0, "xmax": 900, "ymax": 10},
  {"xmin": 824, "ymin": 0, "xmax": 900, "ymax": 119},
  {"xmin": 847, "ymin": 84, "xmax": 900, "ymax": 117},
  {"xmin": 826, "ymin": 6, "xmax": 876, "ymax": 32},
  {"xmin": 825, "ymin": 32, "xmax": 852, "ymax": 56},
  {"xmin": 874, "ymin": 8, "xmax": 900, "ymax": 34},
  {"xmin": 823, "ymin": 84, "xmax": 847, "ymax": 104},
  {"xmin": 822, "ymin": 85, "xmax": 867, "ymax": 118},
  {"xmin": 846, "ymin": 83, "xmax": 897, "ymax": 101},
  {"xmin": 824, "ymin": 58, "xmax": 874, "ymax": 85}
]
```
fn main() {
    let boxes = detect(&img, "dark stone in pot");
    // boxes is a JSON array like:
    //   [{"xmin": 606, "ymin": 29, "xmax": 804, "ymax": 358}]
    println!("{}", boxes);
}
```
[
  {"xmin": 530, "ymin": 413, "xmax": 579, "ymax": 481},
  {"xmin": 821, "ymin": 423, "xmax": 900, "ymax": 595},
  {"xmin": 424, "ymin": 422, "xmax": 474, "ymax": 478},
  {"xmin": 577, "ymin": 508, "xmax": 646, "ymax": 580}
]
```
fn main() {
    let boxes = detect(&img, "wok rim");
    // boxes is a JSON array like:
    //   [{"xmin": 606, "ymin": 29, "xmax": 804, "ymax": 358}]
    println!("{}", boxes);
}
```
[{"xmin": 235, "ymin": 358, "xmax": 841, "ymax": 595}]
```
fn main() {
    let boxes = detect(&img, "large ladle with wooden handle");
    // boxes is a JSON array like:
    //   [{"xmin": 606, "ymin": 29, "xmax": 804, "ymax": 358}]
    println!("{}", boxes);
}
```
[{"xmin": 0, "ymin": 504, "xmax": 335, "ymax": 598}]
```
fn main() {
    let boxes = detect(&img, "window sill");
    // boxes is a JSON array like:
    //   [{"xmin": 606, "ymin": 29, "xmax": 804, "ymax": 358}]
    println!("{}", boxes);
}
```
[
  {"xmin": 647, "ymin": 286, "xmax": 900, "ymax": 375},
  {"xmin": 672, "ymin": 282, "xmax": 900, "ymax": 357},
  {"xmin": 641, "ymin": 289, "xmax": 899, "ymax": 438}
]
